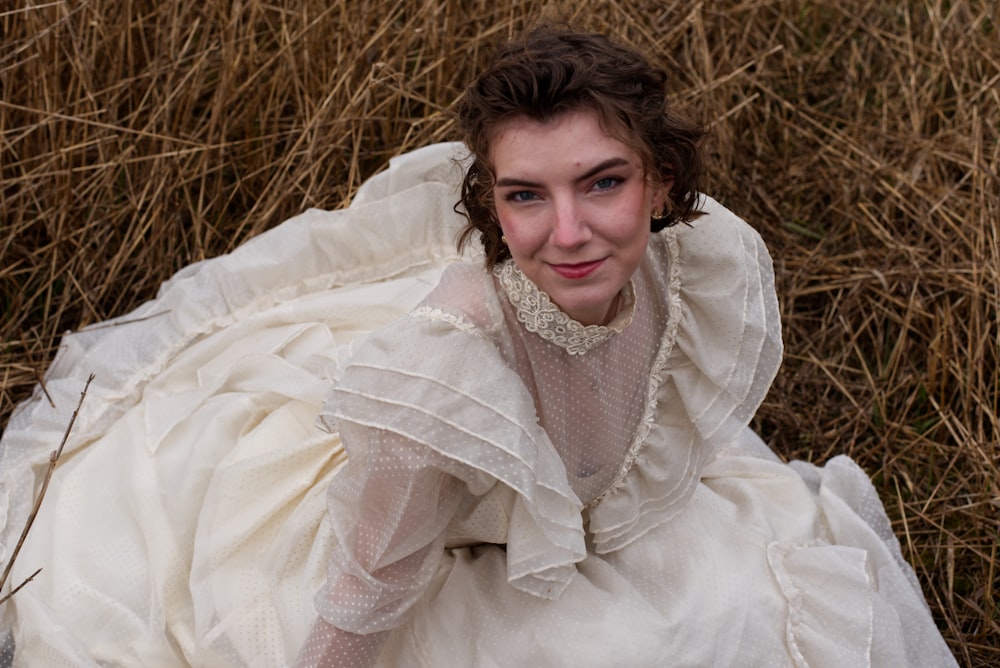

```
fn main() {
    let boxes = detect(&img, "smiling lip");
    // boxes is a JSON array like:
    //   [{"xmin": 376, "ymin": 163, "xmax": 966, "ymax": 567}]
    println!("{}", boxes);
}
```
[{"xmin": 549, "ymin": 259, "xmax": 605, "ymax": 279}]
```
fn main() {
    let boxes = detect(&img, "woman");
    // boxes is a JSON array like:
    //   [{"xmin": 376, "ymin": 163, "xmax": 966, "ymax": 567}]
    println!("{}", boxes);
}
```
[
  {"xmin": 0, "ymin": 25, "xmax": 954, "ymax": 668},
  {"xmin": 295, "ymin": 27, "xmax": 956, "ymax": 667}
]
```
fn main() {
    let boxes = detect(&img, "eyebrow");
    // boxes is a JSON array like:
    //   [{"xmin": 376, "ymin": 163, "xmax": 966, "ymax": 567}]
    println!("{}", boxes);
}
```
[{"xmin": 494, "ymin": 157, "xmax": 631, "ymax": 188}]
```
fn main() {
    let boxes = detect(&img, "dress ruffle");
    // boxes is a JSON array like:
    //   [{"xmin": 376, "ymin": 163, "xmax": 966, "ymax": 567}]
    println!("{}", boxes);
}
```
[
  {"xmin": 768, "ymin": 540, "xmax": 876, "ymax": 668},
  {"xmin": 788, "ymin": 456, "xmax": 953, "ymax": 666},
  {"xmin": 324, "ymin": 297, "xmax": 587, "ymax": 601},
  {"xmin": 0, "ymin": 142, "xmax": 466, "ymax": 538},
  {"xmin": 0, "ymin": 143, "xmax": 471, "ymax": 664},
  {"xmin": 587, "ymin": 196, "xmax": 784, "ymax": 553}
]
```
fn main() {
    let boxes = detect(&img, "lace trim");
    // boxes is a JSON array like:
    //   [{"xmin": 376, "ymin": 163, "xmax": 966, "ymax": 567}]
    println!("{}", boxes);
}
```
[
  {"xmin": 494, "ymin": 261, "xmax": 635, "ymax": 355},
  {"xmin": 586, "ymin": 229, "xmax": 683, "ymax": 508},
  {"xmin": 409, "ymin": 305, "xmax": 479, "ymax": 335}
]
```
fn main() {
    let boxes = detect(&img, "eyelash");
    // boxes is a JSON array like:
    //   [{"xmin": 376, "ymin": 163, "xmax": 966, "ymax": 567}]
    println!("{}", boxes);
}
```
[
  {"xmin": 593, "ymin": 176, "xmax": 622, "ymax": 191},
  {"xmin": 502, "ymin": 176, "xmax": 624, "ymax": 203}
]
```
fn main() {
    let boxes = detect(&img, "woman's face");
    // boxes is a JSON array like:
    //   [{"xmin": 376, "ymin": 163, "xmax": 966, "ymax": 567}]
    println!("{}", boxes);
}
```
[{"xmin": 490, "ymin": 108, "xmax": 665, "ymax": 326}]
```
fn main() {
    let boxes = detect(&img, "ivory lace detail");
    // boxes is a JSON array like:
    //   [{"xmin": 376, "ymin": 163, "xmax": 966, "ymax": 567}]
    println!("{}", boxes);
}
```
[
  {"xmin": 586, "ymin": 231, "xmax": 684, "ymax": 509},
  {"xmin": 409, "ymin": 305, "xmax": 479, "ymax": 335},
  {"xmin": 494, "ymin": 260, "xmax": 635, "ymax": 355}
]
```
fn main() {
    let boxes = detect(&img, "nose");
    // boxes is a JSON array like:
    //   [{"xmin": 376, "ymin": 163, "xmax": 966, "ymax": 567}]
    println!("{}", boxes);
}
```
[{"xmin": 550, "ymin": 196, "xmax": 591, "ymax": 249}]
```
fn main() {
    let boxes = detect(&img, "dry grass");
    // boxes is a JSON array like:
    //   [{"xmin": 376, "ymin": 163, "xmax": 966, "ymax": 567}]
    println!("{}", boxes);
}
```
[{"xmin": 1, "ymin": 0, "xmax": 997, "ymax": 663}]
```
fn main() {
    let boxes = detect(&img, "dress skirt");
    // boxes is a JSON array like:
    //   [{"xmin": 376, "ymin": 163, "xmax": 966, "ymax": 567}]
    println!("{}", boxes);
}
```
[{"xmin": 0, "ymin": 144, "xmax": 955, "ymax": 667}]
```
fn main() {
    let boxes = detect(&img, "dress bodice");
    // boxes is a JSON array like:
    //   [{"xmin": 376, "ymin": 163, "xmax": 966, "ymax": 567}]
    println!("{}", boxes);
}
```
[{"xmin": 489, "ymin": 260, "xmax": 669, "ymax": 504}]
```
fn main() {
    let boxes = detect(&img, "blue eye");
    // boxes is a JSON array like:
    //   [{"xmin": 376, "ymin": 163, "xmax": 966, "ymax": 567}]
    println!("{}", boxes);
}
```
[
  {"xmin": 594, "ymin": 177, "xmax": 620, "ymax": 190},
  {"xmin": 508, "ymin": 191, "xmax": 538, "ymax": 202}
]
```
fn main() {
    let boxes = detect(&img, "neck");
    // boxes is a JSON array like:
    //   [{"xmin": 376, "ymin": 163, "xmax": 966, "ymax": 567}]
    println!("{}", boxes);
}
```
[{"xmin": 600, "ymin": 292, "xmax": 622, "ymax": 326}]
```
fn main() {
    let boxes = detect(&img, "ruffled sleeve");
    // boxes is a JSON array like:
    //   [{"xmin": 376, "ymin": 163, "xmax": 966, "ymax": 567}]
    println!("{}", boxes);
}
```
[
  {"xmin": 588, "ymin": 195, "xmax": 783, "ymax": 553},
  {"xmin": 314, "ymin": 277, "xmax": 587, "ymax": 632}
]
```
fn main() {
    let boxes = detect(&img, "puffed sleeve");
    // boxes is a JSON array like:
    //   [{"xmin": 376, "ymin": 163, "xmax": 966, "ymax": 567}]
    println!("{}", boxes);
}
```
[
  {"xmin": 313, "ymin": 422, "xmax": 475, "ymax": 634},
  {"xmin": 294, "ymin": 418, "xmax": 481, "ymax": 668},
  {"xmin": 299, "ymin": 266, "xmax": 588, "ymax": 666},
  {"xmin": 302, "ymin": 301, "xmax": 509, "ymax": 653}
]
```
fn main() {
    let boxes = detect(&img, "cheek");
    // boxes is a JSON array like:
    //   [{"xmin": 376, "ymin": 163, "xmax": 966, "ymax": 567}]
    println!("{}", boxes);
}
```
[
  {"xmin": 623, "ymin": 217, "xmax": 653, "ymax": 261},
  {"xmin": 612, "ymin": 198, "xmax": 653, "ymax": 246},
  {"xmin": 497, "ymin": 210, "xmax": 544, "ymax": 251}
]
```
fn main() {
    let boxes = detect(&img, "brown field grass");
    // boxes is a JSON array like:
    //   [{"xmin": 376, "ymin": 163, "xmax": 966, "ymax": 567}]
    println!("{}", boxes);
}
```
[{"xmin": 1, "ymin": 0, "xmax": 998, "ymax": 663}]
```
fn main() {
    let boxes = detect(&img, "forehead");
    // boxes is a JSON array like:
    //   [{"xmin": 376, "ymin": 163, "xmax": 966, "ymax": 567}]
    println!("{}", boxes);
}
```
[{"xmin": 488, "ymin": 109, "xmax": 642, "ymax": 176}]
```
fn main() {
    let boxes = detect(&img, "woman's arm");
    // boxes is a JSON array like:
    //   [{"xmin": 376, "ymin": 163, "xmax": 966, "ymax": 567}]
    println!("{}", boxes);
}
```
[
  {"xmin": 294, "ymin": 618, "xmax": 389, "ymax": 668},
  {"xmin": 299, "ymin": 423, "xmax": 469, "ymax": 667}
]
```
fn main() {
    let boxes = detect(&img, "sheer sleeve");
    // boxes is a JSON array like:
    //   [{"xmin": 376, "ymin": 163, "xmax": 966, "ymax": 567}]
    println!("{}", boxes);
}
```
[
  {"xmin": 299, "ymin": 265, "xmax": 588, "ymax": 665},
  {"xmin": 294, "ymin": 422, "xmax": 473, "ymax": 667},
  {"xmin": 314, "ymin": 422, "xmax": 468, "ymax": 635}
]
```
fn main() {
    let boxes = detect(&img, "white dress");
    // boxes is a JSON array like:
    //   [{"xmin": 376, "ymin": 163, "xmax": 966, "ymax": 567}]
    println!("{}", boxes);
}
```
[{"xmin": 0, "ymin": 143, "xmax": 955, "ymax": 667}]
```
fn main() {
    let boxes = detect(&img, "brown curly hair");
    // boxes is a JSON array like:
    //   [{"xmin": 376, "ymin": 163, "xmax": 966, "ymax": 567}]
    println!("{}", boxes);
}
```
[{"xmin": 455, "ymin": 25, "xmax": 706, "ymax": 269}]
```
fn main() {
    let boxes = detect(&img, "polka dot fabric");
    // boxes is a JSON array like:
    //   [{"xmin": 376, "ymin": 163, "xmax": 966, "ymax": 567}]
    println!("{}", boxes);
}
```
[
  {"xmin": 0, "ymin": 144, "xmax": 955, "ymax": 666},
  {"xmin": 304, "ymin": 195, "xmax": 956, "ymax": 666}
]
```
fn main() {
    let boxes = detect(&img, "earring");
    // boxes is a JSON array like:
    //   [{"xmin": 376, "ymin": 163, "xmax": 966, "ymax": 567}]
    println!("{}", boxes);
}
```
[
  {"xmin": 501, "ymin": 235, "xmax": 508, "ymax": 244},
  {"xmin": 651, "ymin": 209, "xmax": 667, "ymax": 220}
]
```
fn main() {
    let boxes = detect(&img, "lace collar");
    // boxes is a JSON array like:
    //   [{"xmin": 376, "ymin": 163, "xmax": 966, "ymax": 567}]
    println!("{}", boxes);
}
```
[{"xmin": 494, "ymin": 260, "xmax": 635, "ymax": 355}]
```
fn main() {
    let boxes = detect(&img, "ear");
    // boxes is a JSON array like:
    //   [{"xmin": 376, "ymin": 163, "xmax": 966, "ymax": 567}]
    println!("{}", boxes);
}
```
[{"xmin": 651, "ymin": 178, "xmax": 673, "ymax": 212}]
